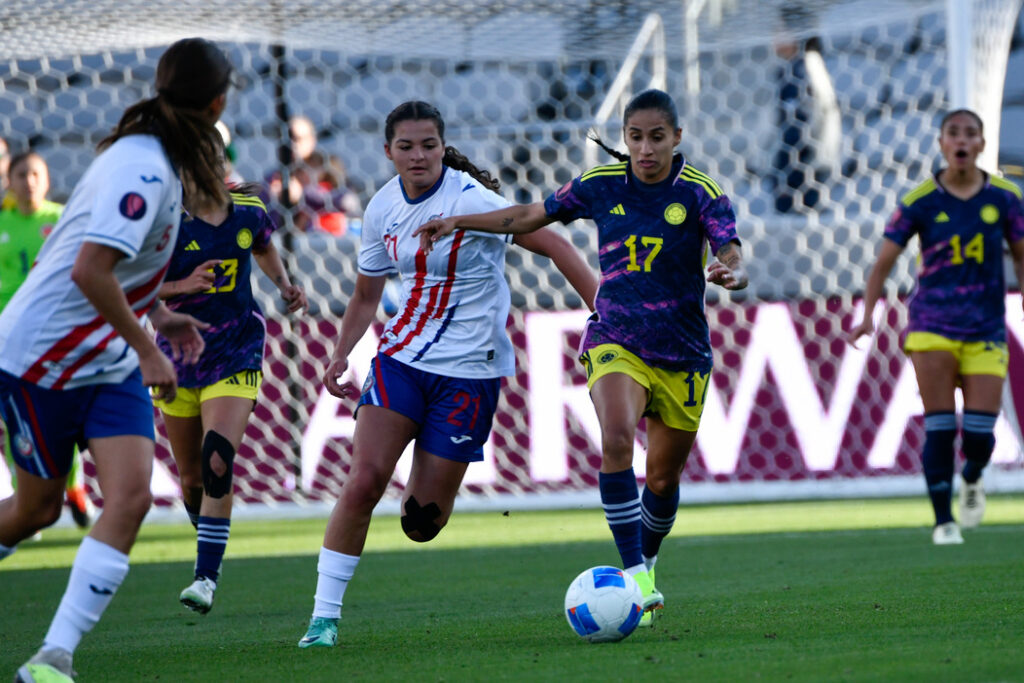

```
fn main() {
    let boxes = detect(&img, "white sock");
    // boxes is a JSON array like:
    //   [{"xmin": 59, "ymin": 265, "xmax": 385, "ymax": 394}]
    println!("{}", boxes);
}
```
[
  {"xmin": 624, "ymin": 563, "xmax": 647, "ymax": 577},
  {"xmin": 642, "ymin": 555, "xmax": 657, "ymax": 572},
  {"xmin": 312, "ymin": 547, "xmax": 360, "ymax": 620},
  {"xmin": 43, "ymin": 536, "xmax": 129, "ymax": 653},
  {"xmin": 0, "ymin": 542, "xmax": 16, "ymax": 560}
]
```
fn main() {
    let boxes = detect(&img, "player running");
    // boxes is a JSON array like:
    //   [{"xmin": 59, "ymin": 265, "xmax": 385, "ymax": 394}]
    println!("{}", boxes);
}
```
[
  {"xmin": 416, "ymin": 88, "xmax": 747, "ymax": 628},
  {"xmin": 0, "ymin": 38, "xmax": 233, "ymax": 683},
  {"xmin": 848, "ymin": 108, "xmax": 1024, "ymax": 545},
  {"xmin": 155, "ymin": 176, "xmax": 306, "ymax": 614},
  {"xmin": 297, "ymin": 100, "xmax": 597, "ymax": 648}
]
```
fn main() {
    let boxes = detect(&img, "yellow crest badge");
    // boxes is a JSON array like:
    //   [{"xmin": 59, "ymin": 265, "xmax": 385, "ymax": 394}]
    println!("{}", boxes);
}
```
[
  {"xmin": 664, "ymin": 203, "xmax": 686, "ymax": 225},
  {"xmin": 980, "ymin": 204, "xmax": 999, "ymax": 224},
  {"xmin": 236, "ymin": 228, "xmax": 253, "ymax": 249}
]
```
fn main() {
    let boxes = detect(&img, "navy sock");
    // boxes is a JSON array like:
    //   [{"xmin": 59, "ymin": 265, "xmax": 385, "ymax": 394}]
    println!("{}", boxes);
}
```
[
  {"xmin": 921, "ymin": 412, "xmax": 957, "ymax": 525},
  {"xmin": 599, "ymin": 469, "xmax": 642, "ymax": 569},
  {"xmin": 184, "ymin": 499, "xmax": 201, "ymax": 530},
  {"xmin": 640, "ymin": 485, "xmax": 679, "ymax": 560},
  {"xmin": 961, "ymin": 411, "xmax": 997, "ymax": 484},
  {"xmin": 195, "ymin": 516, "xmax": 231, "ymax": 582}
]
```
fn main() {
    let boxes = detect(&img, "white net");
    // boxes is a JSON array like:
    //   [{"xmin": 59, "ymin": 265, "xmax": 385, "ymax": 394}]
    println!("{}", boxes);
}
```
[{"xmin": 1, "ymin": 0, "xmax": 1023, "ymax": 510}]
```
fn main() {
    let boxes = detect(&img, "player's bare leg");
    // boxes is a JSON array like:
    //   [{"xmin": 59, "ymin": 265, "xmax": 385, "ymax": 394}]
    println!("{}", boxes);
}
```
[{"xmin": 0, "ymin": 468, "xmax": 66, "ymax": 554}]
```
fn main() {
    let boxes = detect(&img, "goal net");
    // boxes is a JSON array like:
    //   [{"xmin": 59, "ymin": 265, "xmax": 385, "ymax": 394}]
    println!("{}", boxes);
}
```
[{"xmin": 0, "ymin": 0, "xmax": 1022, "ymax": 513}]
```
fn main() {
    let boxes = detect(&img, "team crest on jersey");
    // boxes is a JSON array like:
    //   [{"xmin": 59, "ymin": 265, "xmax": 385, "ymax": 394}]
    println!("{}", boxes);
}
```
[
  {"xmin": 598, "ymin": 349, "xmax": 619, "ymax": 364},
  {"xmin": 236, "ymin": 228, "xmax": 253, "ymax": 249},
  {"xmin": 980, "ymin": 204, "xmax": 1000, "ymax": 224},
  {"xmin": 664, "ymin": 203, "xmax": 687, "ymax": 225},
  {"xmin": 119, "ymin": 192, "xmax": 147, "ymax": 220},
  {"xmin": 14, "ymin": 433, "xmax": 33, "ymax": 457}
]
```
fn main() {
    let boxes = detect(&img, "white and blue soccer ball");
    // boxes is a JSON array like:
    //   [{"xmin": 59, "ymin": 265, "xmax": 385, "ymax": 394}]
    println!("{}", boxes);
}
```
[{"xmin": 564, "ymin": 566, "xmax": 643, "ymax": 643}]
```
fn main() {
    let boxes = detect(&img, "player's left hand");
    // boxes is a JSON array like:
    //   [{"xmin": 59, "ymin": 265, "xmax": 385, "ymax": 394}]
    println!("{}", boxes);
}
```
[
  {"xmin": 154, "ymin": 311, "xmax": 209, "ymax": 365},
  {"xmin": 281, "ymin": 284, "xmax": 308, "ymax": 313},
  {"xmin": 707, "ymin": 261, "xmax": 748, "ymax": 290}
]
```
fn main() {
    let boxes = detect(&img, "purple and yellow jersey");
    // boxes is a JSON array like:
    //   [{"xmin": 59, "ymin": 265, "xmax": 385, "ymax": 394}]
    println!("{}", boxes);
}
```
[
  {"xmin": 544, "ymin": 154, "xmax": 740, "ymax": 372},
  {"xmin": 157, "ymin": 193, "xmax": 276, "ymax": 388},
  {"xmin": 884, "ymin": 174, "xmax": 1024, "ymax": 342}
]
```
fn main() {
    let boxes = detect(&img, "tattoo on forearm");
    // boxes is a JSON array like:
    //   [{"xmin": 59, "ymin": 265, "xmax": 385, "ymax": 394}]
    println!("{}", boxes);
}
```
[
  {"xmin": 717, "ymin": 243, "xmax": 741, "ymax": 269},
  {"xmin": 500, "ymin": 217, "xmax": 514, "ymax": 228}
]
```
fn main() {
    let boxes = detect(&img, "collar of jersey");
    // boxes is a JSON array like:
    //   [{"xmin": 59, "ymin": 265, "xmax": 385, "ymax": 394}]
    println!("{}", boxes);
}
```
[
  {"xmin": 626, "ymin": 153, "xmax": 685, "ymax": 191},
  {"xmin": 932, "ymin": 169, "xmax": 989, "ymax": 201},
  {"xmin": 400, "ymin": 166, "xmax": 447, "ymax": 204}
]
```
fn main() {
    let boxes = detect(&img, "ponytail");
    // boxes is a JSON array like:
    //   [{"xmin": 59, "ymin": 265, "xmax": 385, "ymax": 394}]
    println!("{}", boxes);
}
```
[{"xmin": 443, "ymin": 146, "xmax": 500, "ymax": 192}]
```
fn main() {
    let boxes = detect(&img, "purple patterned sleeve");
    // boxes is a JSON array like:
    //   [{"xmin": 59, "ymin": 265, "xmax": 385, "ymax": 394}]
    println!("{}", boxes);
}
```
[
  {"xmin": 883, "ymin": 205, "xmax": 916, "ymax": 247},
  {"xmin": 701, "ymin": 192, "xmax": 740, "ymax": 255},
  {"xmin": 1005, "ymin": 193, "xmax": 1024, "ymax": 244},
  {"xmin": 543, "ymin": 176, "xmax": 592, "ymax": 223},
  {"xmin": 253, "ymin": 204, "xmax": 278, "ymax": 251}
]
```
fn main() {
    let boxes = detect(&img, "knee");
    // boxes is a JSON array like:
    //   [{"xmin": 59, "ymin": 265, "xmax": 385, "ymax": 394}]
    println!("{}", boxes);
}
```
[
  {"xmin": 601, "ymin": 426, "xmax": 636, "ymax": 465},
  {"xmin": 400, "ymin": 496, "xmax": 445, "ymax": 543},
  {"xmin": 23, "ymin": 493, "xmax": 64, "ymax": 531},
  {"xmin": 340, "ymin": 468, "xmax": 390, "ymax": 515},
  {"xmin": 644, "ymin": 474, "xmax": 679, "ymax": 499},
  {"xmin": 178, "ymin": 469, "xmax": 203, "ymax": 493},
  {"xmin": 118, "ymin": 488, "xmax": 153, "ymax": 522}
]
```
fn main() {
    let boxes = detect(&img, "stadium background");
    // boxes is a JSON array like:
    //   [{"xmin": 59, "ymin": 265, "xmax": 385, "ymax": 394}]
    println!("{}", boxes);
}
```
[{"xmin": 1, "ymin": 0, "xmax": 1023, "ymax": 514}]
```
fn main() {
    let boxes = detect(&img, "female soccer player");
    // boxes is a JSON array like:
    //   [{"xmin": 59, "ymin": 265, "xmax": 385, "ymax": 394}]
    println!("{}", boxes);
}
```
[
  {"xmin": 0, "ymin": 38, "xmax": 233, "ymax": 682},
  {"xmin": 848, "ymin": 109, "xmax": 1024, "ymax": 545},
  {"xmin": 298, "ymin": 100, "xmax": 598, "ymax": 648},
  {"xmin": 0, "ymin": 151, "xmax": 95, "ymax": 530},
  {"xmin": 416, "ymin": 88, "xmax": 747, "ymax": 627},
  {"xmin": 156, "ymin": 174, "xmax": 306, "ymax": 614}
]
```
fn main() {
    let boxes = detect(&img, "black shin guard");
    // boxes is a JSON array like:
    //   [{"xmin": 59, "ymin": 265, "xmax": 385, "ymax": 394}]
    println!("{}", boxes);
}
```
[
  {"xmin": 201, "ymin": 430, "xmax": 235, "ymax": 499},
  {"xmin": 401, "ymin": 496, "xmax": 442, "ymax": 542}
]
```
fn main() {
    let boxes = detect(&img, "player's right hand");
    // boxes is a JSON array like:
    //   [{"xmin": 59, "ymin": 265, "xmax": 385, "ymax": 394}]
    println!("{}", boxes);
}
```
[
  {"xmin": 178, "ymin": 260, "xmax": 222, "ymax": 295},
  {"xmin": 140, "ymin": 348, "xmax": 179, "ymax": 403},
  {"xmin": 846, "ymin": 319, "xmax": 874, "ymax": 348},
  {"xmin": 323, "ymin": 356, "xmax": 358, "ymax": 399},
  {"xmin": 413, "ymin": 218, "xmax": 458, "ymax": 253}
]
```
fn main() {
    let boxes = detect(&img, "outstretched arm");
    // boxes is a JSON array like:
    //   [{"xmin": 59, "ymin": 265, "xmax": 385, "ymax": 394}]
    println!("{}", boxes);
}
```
[
  {"xmin": 847, "ymin": 238, "xmax": 904, "ymax": 346},
  {"xmin": 514, "ymin": 228, "xmax": 598, "ymax": 311},
  {"xmin": 323, "ymin": 273, "xmax": 388, "ymax": 399},
  {"xmin": 415, "ymin": 202, "xmax": 553, "ymax": 252},
  {"xmin": 706, "ymin": 241, "xmax": 748, "ymax": 291}
]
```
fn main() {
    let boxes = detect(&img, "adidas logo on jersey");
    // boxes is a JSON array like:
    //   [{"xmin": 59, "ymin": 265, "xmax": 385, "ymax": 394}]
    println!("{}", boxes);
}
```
[
  {"xmin": 609, "ymin": 204, "xmax": 626, "ymax": 215},
  {"xmin": 935, "ymin": 211, "xmax": 950, "ymax": 223},
  {"xmin": 184, "ymin": 240, "xmax": 201, "ymax": 251}
]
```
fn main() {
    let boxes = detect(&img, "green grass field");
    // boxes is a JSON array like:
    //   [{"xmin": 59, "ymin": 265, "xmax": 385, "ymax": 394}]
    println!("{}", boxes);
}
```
[{"xmin": 2, "ymin": 497, "xmax": 1024, "ymax": 682}]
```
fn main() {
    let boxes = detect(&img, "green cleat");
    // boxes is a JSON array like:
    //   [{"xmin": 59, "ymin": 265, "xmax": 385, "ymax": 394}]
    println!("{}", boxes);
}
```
[
  {"xmin": 298, "ymin": 616, "xmax": 339, "ymax": 648},
  {"xmin": 15, "ymin": 647, "xmax": 75, "ymax": 682},
  {"xmin": 634, "ymin": 569, "xmax": 663, "ymax": 628}
]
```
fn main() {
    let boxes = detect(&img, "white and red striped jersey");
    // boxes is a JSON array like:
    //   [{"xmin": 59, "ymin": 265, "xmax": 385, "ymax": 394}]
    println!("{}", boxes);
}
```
[
  {"xmin": 359, "ymin": 166, "xmax": 514, "ymax": 379},
  {"xmin": 0, "ymin": 134, "xmax": 182, "ymax": 389}
]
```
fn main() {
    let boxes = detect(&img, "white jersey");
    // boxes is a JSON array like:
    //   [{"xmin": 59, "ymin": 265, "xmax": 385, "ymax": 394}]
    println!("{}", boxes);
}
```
[
  {"xmin": 0, "ymin": 134, "xmax": 182, "ymax": 389},
  {"xmin": 359, "ymin": 166, "xmax": 514, "ymax": 379}
]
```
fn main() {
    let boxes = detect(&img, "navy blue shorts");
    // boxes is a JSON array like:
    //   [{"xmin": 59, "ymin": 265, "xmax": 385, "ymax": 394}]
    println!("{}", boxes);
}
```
[
  {"xmin": 0, "ymin": 368, "xmax": 155, "ymax": 479},
  {"xmin": 357, "ymin": 353, "xmax": 500, "ymax": 463}
]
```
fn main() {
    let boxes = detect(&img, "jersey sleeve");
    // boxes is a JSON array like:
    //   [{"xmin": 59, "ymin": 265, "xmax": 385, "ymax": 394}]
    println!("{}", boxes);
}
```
[
  {"xmin": 83, "ymin": 159, "xmax": 173, "ymax": 259},
  {"xmin": 1004, "ymin": 190, "xmax": 1024, "ymax": 245},
  {"xmin": 252, "ymin": 202, "xmax": 277, "ymax": 252},
  {"xmin": 883, "ymin": 203, "xmax": 917, "ymax": 247},
  {"xmin": 543, "ymin": 175, "xmax": 593, "ymax": 225},
  {"xmin": 701, "ymin": 192, "xmax": 741, "ymax": 255},
  {"xmin": 356, "ymin": 200, "xmax": 397, "ymax": 277}
]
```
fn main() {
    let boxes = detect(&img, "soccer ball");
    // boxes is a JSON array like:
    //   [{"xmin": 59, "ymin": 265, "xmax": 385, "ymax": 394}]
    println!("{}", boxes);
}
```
[{"xmin": 564, "ymin": 566, "xmax": 644, "ymax": 643}]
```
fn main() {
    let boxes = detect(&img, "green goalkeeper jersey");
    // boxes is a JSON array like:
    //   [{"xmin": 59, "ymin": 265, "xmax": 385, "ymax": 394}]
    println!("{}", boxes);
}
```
[{"xmin": 0, "ymin": 200, "xmax": 62, "ymax": 311}]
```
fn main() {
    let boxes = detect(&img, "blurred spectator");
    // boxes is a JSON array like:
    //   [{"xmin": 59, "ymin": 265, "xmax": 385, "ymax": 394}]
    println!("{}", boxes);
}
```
[
  {"xmin": 265, "ymin": 115, "xmax": 362, "ymax": 235},
  {"xmin": 216, "ymin": 120, "xmax": 245, "ymax": 187},
  {"xmin": 769, "ymin": 8, "xmax": 841, "ymax": 213},
  {"xmin": 0, "ymin": 137, "xmax": 12, "ymax": 211}
]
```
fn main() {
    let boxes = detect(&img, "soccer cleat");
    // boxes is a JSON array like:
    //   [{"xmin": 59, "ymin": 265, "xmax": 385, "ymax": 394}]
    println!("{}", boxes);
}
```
[
  {"xmin": 179, "ymin": 577, "xmax": 216, "ymax": 614},
  {"xmin": 15, "ymin": 647, "xmax": 75, "ymax": 682},
  {"xmin": 298, "ymin": 616, "xmax": 339, "ymax": 648},
  {"xmin": 958, "ymin": 480, "xmax": 986, "ymax": 529},
  {"xmin": 932, "ymin": 521, "xmax": 964, "ymax": 545},
  {"xmin": 65, "ymin": 487, "xmax": 95, "ymax": 529},
  {"xmin": 635, "ymin": 568, "xmax": 662, "ymax": 628}
]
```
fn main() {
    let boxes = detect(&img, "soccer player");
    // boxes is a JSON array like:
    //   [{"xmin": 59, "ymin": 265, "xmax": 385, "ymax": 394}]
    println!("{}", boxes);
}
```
[
  {"xmin": 416, "ymin": 88, "xmax": 747, "ymax": 628},
  {"xmin": 848, "ymin": 109, "xmax": 1024, "ymax": 545},
  {"xmin": 0, "ymin": 151, "xmax": 95, "ymax": 530},
  {"xmin": 155, "ymin": 174, "xmax": 306, "ymax": 614},
  {"xmin": 0, "ymin": 38, "xmax": 233, "ymax": 682},
  {"xmin": 297, "ymin": 100, "xmax": 597, "ymax": 648}
]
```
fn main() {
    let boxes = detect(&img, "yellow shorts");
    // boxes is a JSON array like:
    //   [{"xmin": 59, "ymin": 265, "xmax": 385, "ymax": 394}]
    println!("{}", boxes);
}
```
[
  {"xmin": 904, "ymin": 332, "xmax": 1008, "ymax": 378},
  {"xmin": 579, "ymin": 344, "xmax": 709, "ymax": 432},
  {"xmin": 154, "ymin": 370, "xmax": 262, "ymax": 418}
]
